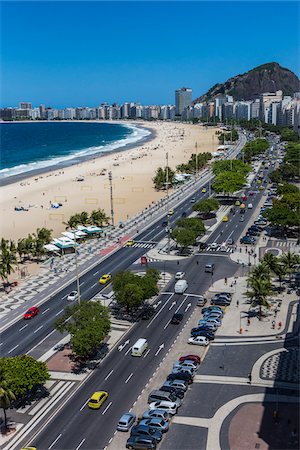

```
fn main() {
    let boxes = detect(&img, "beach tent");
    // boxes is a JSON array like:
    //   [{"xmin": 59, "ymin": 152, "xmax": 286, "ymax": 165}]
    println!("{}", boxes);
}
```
[
  {"xmin": 62, "ymin": 230, "xmax": 87, "ymax": 240},
  {"xmin": 44, "ymin": 244, "xmax": 61, "ymax": 254},
  {"xmin": 52, "ymin": 237, "xmax": 78, "ymax": 249},
  {"xmin": 77, "ymin": 225, "xmax": 102, "ymax": 234}
]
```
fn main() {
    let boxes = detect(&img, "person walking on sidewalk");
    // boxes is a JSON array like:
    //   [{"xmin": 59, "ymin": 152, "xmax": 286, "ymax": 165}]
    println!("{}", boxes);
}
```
[
  {"xmin": 278, "ymin": 321, "xmax": 282, "ymax": 329},
  {"xmin": 272, "ymin": 320, "xmax": 276, "ymax": 329},
  {"xmin": 236, "ymin": 300, "xmax": 239, "ymax": 307}
]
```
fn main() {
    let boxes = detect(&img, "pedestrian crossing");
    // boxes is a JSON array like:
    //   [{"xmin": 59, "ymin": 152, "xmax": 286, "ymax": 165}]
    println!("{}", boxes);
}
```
[
  {"xmin": 269, "ymin": 240, "xmax": 299, "ymax": 250},
  {"xmin": 131, "ymin": 241, "xmax": 157, "ymax": 249},
  {"xmin": 203, "ymin": 245, "xmax": 234, "ymax": 253}
]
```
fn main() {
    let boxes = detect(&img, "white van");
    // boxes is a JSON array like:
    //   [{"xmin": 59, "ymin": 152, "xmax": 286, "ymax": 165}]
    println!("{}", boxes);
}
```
[
  {"xmin": 174, "ymin": 280, "xmax": 188, "ymax": 294},
  {"xmin": 131, "ymin": 338, "xmax": 148, "ymax": 357}
]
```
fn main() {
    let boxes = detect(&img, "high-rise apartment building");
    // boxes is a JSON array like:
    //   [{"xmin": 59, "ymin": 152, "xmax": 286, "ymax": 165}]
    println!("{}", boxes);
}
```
[
  {"xmin": 175, "ymin": 87, "xmax": 192, "ymax": 116},
  {"xmin": 19, "ymin": 102, "xmax": 32, "ymax": 110}
]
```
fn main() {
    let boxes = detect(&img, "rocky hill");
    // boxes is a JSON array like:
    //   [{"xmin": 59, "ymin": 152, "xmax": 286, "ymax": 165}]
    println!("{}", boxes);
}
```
[{"xmin": 194, "ymin": 62, "xmax": 300, "ymax": 103}]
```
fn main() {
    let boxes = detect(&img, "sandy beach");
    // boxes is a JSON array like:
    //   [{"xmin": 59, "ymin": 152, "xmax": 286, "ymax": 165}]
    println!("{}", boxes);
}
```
[{"xmin": 0, "ymin": 121, "xmax": 219, "ymax": 241}]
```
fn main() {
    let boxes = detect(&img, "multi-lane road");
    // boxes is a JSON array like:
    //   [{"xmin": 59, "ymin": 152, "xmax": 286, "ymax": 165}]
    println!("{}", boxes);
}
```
[{"xmin": 6, "ymin": 131, "xmax": 283, "ymax": 450}]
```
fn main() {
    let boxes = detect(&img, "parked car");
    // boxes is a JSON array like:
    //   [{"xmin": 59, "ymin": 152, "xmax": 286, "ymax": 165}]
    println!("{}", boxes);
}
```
[
  {"xmin": 202, "ymin": 306, "xmax": 222, "ymax": 314},
  {"xmin": 167, "ymin": 372, "xmax": 193, "ymax": 384},
  {"xmin": 188, "ymin": 336, "xmax": 209, "ymax": 346},
  {"xmin": 203, "ymin": 318, "xmax": 221, "ymax": 327},
  {"xmin": 197, "ymin": 321, "xmax": 218, "ymax": 331},
  {"xmin": 211, "ymin": 298, "xmax": 230, "ymax": 306},
  {"xmin": 247, "ymin": 229, "xmax": 259, "ymax": 236},
  {"xmin": 149, "ymin": 401, "xmax": 179, "ymax": 415},
  {"xmin": 163, "ymin": 379, "xmax": 188, "ymax": 392},
  {"xmin": 196, "ymin": 295, "xmax": 207, "ymax": 306},
  {"xmin": 117, "ymin": 413, "xmax": 136, "ymax": 431},
  {"xmin": 138, "ymin": 418, "xmax": 169, "ymax": 433},
  {"xmin": 203, "ymin": 312, "xmax": 223, "ymax": 321},
  {"xmin": 130, "ymin": 425, "xmax": 162, "ymax": 443},
  {"xmin": 126, "ymin": 435, "xmax": 157, "ymax": 450},
  {"xmin": 142, "ymin": 409, "xmax": 170, "ymax": 422},
  {"xmin": 192, "ymin": 330, "xmax": 215, "ymax": 340},
  {"xmin": 172, "ymin": 366, "xmax": 194, "ymax": 377},
  {"xmin": 240, "ymin": 236, "xmax": 255, "ymax": 244},
  {"xmin": 178, "ymin": 354, "xmax": 201, "ymax": 364},
  {"xmin": 159, "ymin": 384, "xmax": 184, "ymax": 399}
]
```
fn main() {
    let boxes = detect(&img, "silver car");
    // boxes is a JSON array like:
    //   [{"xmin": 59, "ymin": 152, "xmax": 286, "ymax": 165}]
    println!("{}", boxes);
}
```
[
  {"xmin": 142, "ymin": 409, "xmax": 170, "ymax": 422},
  {"xmin": 163, "ymin": 380, "xmax": 188, "ymax": 392},
  {"xmin": 117, "ymin": 412, "xmax": 136, "ymax": 431}
]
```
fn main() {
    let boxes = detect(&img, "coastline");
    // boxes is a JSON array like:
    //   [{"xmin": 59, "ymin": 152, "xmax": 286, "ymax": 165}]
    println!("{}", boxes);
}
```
[
  {"xmin": 0, "ymin": 121, "xmax": 220, "ymax": 241},
  {"xmin": 0, "ymin": 121, "xmax": 155, "ymax": 187}
]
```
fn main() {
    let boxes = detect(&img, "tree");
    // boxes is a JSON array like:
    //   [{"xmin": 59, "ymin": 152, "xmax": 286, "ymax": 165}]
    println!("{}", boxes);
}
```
[
  {"xmin": 90, "ymin": 209, "xmax": 110, "ymax": 226},
  {"xmin": 139, "ymin": 270, "xmax": 159, "ymax": 301},
  {"xmin": 0, "ymin": 356, "xmax": 49, "ymax": 398},
  {"xmin": 245, "ymin": 277, "xmax": 273, "ymax": 319},
  {"xmin": 212, "ymin": 160, "xmax": 251, "ymax": 176},
  {"xmin": 262, "ymin": 252, "xmax": 278, "ymax": 273},
  {"xmin": 280, "ymin": 251, "xmax": 300, "ymax": 281},
  {"xmin": 176, "ymin": 217, "xmax": 205, "ymax": 237},
  {"xmin": 277, "ymin": 183, "xmax": 299, "ymax": 195},
  {"xmin": 0, "ymin": 374, "xmax": 15, "ymax": 430},
  {"xmin": 34, "ymin": 228, "xmax": 52, "ymax": 244},
  {"xmin": 263, "ymin": 204, "xmax": 299, "ymax": 232},
  {"xmin": 116, "ymin": 283, "xmax": 144, "ymax": 312},
  {"xmin": 213, "ymin": 172, "xmax": 246, "ymax": 194},
  {"xmin": 55, "ymin": 302, "xmax": 111, "ymax": 359},
  {"xmin": 247, "ymin": 262, "xmax": 271, "ymax": 284},
  {"xmin": 153, "ymin": 166, "xmax": 175, "ymax": 190},
  {"xmin": 0, "ymin": 239, "xmax": 17, "ymax": 284},
  {"xmin": 17, "ymin": 238, "xmax": 27, "ymax": 262},
  {"xmin": 192, "ymin": 198, "xmax": 219, "ymax": 214},
  {"xmin": 171, "ymin": 228, "xmax": 197, "ymax": 251},
  {"xmin": 112, "ymin": 270, "xmax": 138, "ymax": 294},
  {"xmin": 79, "ymin": 211, "xmax": 90, "ymax": 225},
  {"xmin": 64, "ymin": 214, "xmax": 82, "ymax": 230}
]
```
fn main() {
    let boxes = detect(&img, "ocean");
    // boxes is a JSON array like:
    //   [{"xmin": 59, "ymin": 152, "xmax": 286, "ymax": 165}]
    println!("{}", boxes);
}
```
[{"xmin": 0, "ymin": 122, "xmax": 151, "ymax": 182}]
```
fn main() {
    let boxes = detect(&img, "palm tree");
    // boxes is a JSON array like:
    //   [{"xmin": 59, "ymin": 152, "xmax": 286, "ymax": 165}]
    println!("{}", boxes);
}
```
[
  {"xmin": 0, "ymin": 376, "xmax": 15, "ymax": 430},
  {"xmin": 22, "ymin": 235, "xmax": 35, "ymax": 260},
  {"xmin": 64, "ymin": 214, "xmax": 81, "ymax": 230},
  {"xmin": 0, "ymin": 239, "xmax": 17, "ymax": 284},
  {"xmin": 247, "ymin": 262, "xmax": 271, "ymax": 285},
  {"xmin": 17, "ymin": 238, "xmax": 27, "ymax": 263},
  {"xmin": 34, "ymin": 227, "xmax": 52, "ymax": 245},
  {"xmin": 273, "ymin": 263, "xmax": 287, "ymax": 290},
  {"xmin": 263, "ymin": 252, "xmax": 278, "ymax": 273},
  {"xmin": 90, "ymin": 209, "xmax": 110, "ymax": 227},
  {"xmin": 79, "ymin": 211, "xmax": 90, "ymax": 225},
  {"xmin": 245, "ymin": 277, "xmax": 273, "ymax": 319},
  {"xmin": 280, "ymin": 251, "xmax": 300, "ymax": 281}
]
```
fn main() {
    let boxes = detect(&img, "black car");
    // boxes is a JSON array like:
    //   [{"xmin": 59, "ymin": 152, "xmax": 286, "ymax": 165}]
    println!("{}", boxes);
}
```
[
  {"xmin": 171, "ymin": 313, "xmax": 184, "ymax": 325},
  {"xmin": 130, "ymin": 425, "xmax": 162, "ymax": 443},
  {"xmin": 162, "ymin": 220, "xmax": 168, "ymax": 227},
  {"xmin": 249, "ymin": 225, "xmax": 263, "ymax": 232},
  {"xmin": 181, "ymin": 211, "xmax": 187, "ymax": 218},
  {"xmin": 199, "ymin": 242, "xmax": 207, "ymax": 251},
  {"xmin": 247, "ymin": 229, "xmax": 259, "ymax": 236},
  {"xmin": 167, "ymin": 372, "xmax": 193, "ymax": 384},
  {"xmin": 191, "ymin": 328, "xmax": 215, "ymax": 337},
  {"xmin": 159, "ymin": 385, "xmax": 185, "ymax": 399},
  {"xmin": 194, "ymin": 330, "xmax": 215, "ymax": 341},
  {"xmin": 211, "ymin": 298, "xmax": 230, "ymax": 306}
]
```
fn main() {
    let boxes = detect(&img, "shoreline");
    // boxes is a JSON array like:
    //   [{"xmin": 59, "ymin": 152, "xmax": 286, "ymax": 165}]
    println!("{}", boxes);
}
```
[
  {"xmin": 0, "ymin": 121, "xmax": 220, "ymax": 241},
  {"xmin": 0, "ymin": 121, "xmax": 155, "ymax": 187}
]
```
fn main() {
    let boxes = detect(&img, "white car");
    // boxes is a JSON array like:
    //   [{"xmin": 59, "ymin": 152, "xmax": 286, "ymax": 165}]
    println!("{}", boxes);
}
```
[
  {"xmin": 205, "ymin": 318, "xmax": 221, "ymax": 327},
  {"xmin": 248, "ymin": 203, "xmax": 253, "ymax": 209},
  {"xmin": 149, "ymin": 401, "xmax": 178, "ymax": 415},
  {"xmin": 175, "ymin": 272, "xmax": 185, "ymax": 280},
  {"xmin": 67, "ymin": 291, "xmax": 78, "ymax": 301},
  {"xmin": 188, "ymin": 336, "xmax": 209, "ymax": 346},
  {"xmin": 210, "ymin": 243, "xmax": 218, "ymax": 249}
]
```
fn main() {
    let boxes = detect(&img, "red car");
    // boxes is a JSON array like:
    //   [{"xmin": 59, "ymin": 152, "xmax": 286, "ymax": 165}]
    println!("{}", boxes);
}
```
[
  {"xmin": 242, "ymin": 195, "xmax": 248, "ymax": 201},
  {"xmin": 179, "ymin": 354, "xmax": 201, "ymax": 364},
  {"xmin": 24, "ymin": 306, "xmax": 40, "ymax": 320}
]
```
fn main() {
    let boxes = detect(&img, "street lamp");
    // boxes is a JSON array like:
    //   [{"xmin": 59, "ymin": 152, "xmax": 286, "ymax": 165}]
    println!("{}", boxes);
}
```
[{"xmin": 73, "ymin": 233, "xmax": 81, "ymax": 305}]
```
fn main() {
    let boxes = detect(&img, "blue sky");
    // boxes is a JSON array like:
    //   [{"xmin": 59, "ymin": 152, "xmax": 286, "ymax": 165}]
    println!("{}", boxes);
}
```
[{"xmin": 2, "ymin": 1, "xmax": 299, "ymax": 107}]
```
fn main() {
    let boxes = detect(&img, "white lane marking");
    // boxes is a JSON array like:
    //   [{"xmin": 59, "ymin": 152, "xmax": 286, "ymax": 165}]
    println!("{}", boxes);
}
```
[
  {"xmin": 164, "ymin": 320, "xmax": 170, "ymax": 330},
  {"xmin": 92, "ymin": 272, "xmax": 98, "ymax": 276},
  {"xmin": 80, "ymin": 281, "xmax": 85, "ymax": 286},
  {"xmin": 227, "ymin": 229, "xmax": 235, "ymax": 239},
  {"xmin": 19, "ymin": 324, "xmax": 28, "ymax": 331},
  {"xmin": 102, "ymin": 401, "xmax": 112, "ymax": 415},
  {"xmin": 55, "ymin": 309, "xmax": 64, "ymax": 317},
  {"xmin": 175, "ymin": 296, "xmax": 187, "ymax": 313},
  {"xmin": 147, "ymin": 293, "xmax": 174, "ymax": 328},
  {"xmin": 62, "ymin": 294, "xmax": 68, "ymax": 299},
  {"xmin": 143, "ymin": 348, "xmax": 150, "ymax": 358},
  {"xmin": 48, "ymin": 433, "xmax": 62, "ymax": 449},
  {"xmin": 79, "ymin": 399, "xmax": 89, "ymax": 411},
  {"xmin": 34, "ymin": 325, "xmax": 44, "ymax": 334},
  {"xmin": 26, "ymin": 329, "xmax": 56, "ymax": 354},
  {"xmin": 125, "ymin": 347, "xmax": 132, "ymax": 356},
  {"xmin": 42, "ymin": 308, "xmax": 50, "ymax": 315},
  {"xmin": 104, "ymin": 370, "xmax": 113, "ymax": 380},
  {"xmin": 7, "ymin": 344, "xmax": 19, "ymax": 354},
  {"xmin": 125, "ymin": 373, "xmax": 133, "ymax": 384},
  {"xmin": 91, "ymin": 282, "xmax": 98, "ymax": 288},
  {"xmin": 75, "ymin": 438, "xmax": 86, "ymax": 450}
]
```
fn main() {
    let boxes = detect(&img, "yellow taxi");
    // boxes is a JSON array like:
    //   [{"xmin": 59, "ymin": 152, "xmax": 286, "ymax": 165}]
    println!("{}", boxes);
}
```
[
  {"xmin": 201, "ymin": 187, "xmax": 207, "ymax": 193},
  {"xmin": 240, "ymin": 203, "xmax": 246, "ymax": 209},
  {"xmin": 222, "ymin": 215, "xmax": 229, "ymax": 222},
  {"xmin": 99, "ymin": 273, "xmax": 112, "ymax": 285},
  {"xmin": 257, "ymin": 179, "xmax": 262, "ymax": 184},
  {"xmin": 235, "ymin": 200, "xmax": 241, "ymax": 206},
  {"xmin": 21, "ymin": 448, "xmax": 37, "ymax": 450},
  {"xmin": 259, "ymin": 185, "xmax": 264, "ymax": 191},
  {"xmin": 168, "ymin": 209, "xmax": 174, "ymax": 216},
  {"xmin": 88, "ymin": 391, "xmax": 108, "ymax": 409},
  {"xmin": 124, "ymin": 240, "xmax": 135, "ymax": 247}
]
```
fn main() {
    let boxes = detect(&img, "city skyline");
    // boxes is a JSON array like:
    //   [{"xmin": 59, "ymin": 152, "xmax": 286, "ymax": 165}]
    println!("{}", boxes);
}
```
[{"xmin": 2, "ymin": 1, "xmax": 299, "ymax": 107}]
